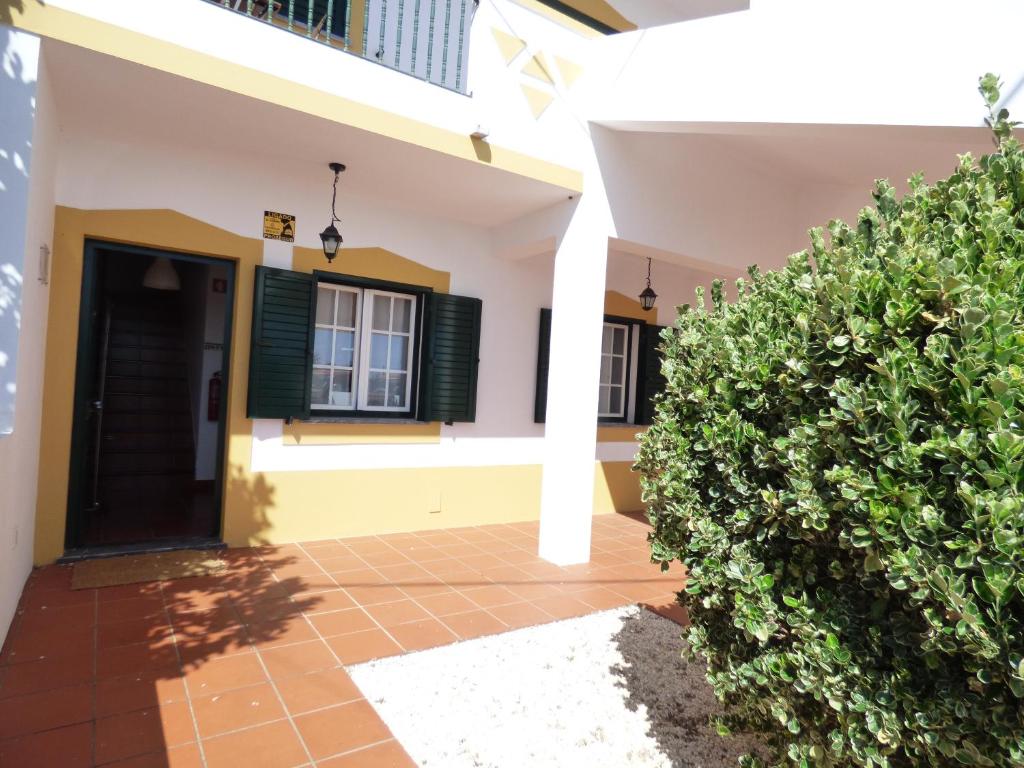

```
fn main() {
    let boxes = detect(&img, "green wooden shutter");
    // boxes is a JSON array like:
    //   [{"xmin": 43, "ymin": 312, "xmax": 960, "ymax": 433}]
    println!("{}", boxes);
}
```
[
  {"xmin": 636, "ymin": 323, "xmax": 668, "ymax": 425},
  {"xmin": 421, "ymin": 292, "xmax": 482, "ymax": 423},
  {"xmin": 246, "ymin": 265, "xmax": 316, "ymax": 420},
  {"xmin": 534, "ymin": 308, "xmax": 551, "ymax": 423}
]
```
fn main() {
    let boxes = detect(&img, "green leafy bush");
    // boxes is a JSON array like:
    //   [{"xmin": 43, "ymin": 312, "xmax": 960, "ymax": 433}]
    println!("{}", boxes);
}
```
[{"xmin": 636, "ymin": 76, "xmax": 1024, "ymax": 767}]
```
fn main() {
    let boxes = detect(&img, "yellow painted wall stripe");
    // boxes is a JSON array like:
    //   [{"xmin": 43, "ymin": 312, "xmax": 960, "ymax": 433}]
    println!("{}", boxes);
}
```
[{"xmin": 8, "ymin": 3, "xmax": 583, "ymax": 192}]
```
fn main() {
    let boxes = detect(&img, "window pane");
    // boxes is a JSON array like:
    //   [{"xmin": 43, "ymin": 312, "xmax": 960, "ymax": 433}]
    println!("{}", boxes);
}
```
[
  {"xmin": 372, "ymin": 295, "xmax": 391, "ymax": 331},
  {"xmin": 313, "ymin": 328, "xmax": 333, "ymax": 365},
  {"xmin": 370, "ymin": 333, "xmax": 389, "ymax": 369},
  {"xmin": 611, "ymin": 356, "xmax": 623, "ymax": 385},
  {"xmin": 600, "ymin": 355, "xmax": 611, "ymax": 384},
  {"xmin": 367, "ymin": 371, "xmax": 386, "ymax": 406},
  {"xmin": 330, "ymin": 370, "xmax": 353, "ymax": 406},
  {"xmin": 612, "ymin": 327, "xmax": 626, "ymax": 355},
  {"xmin": 334, "ymin": 330, "xmax": 355, "ymax": 367},
  {"xmin": 315, "ymin": 288, "xmax": 334, "ymax": 324},
  {"xmin": 393, "ymin": 298, "xmax": 412, "ymax": 333},
  {"xmin": 389, "ymin": 336, "xmax": 408, "ymax": 371},
  {"xmin": 601, "ymin": 326, "xmax": 613, "ymax": 354},
  {"xmin": 387, "ymin": 372, "xmax": 407, "ymax": 408},
  {"xmin": 311, "ymin": 369, "xmax": 330, "ymax": 405},
  {"xmin": 608, "ymin": 386, "xmax": 622, "ymax": 415},
  {"xmin": 336, "ymin": 291, "xmax": 357, "ymax": 328}
]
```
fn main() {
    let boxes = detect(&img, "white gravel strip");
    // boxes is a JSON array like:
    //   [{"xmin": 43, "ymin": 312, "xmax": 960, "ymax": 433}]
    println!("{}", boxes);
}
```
[{"xmin": 349, "ymin": 606, "xmax": 675, "ymax": 768}]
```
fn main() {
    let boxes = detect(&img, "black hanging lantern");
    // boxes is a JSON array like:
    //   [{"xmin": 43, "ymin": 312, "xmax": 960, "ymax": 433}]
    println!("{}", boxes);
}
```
[
  {"xmin": 639, "ymin": 256, "xmax": 657, "ymax": 311},
  {"xmin": 319, "ymin": 162, "xmax": 346, "ymax": 262}
]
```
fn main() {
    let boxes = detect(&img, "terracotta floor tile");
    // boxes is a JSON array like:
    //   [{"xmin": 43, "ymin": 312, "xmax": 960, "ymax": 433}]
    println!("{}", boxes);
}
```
[
  {"xmin": 0, "ymin": 652, "xmax": 95, "ymax": 699},
  {"xmin": 532, "ymin": 594, "xmax": 593, "ymax": 621},
  {"xmin": 275, "ymin": 668, "xmax": 363, "ymax": 715},
  {"xmin": 387, "ymin": 618, "xmax": 458, "ymax": 653},
  {"xmin": 95, "ymin": 701, "xmax": 195, "ymax": 764},
  {"xmin": 363, "ymin": 600, "xmax": 431, "ymax": 629},
  {"xmin": 96, "ymin": 675, "xmax": 187, "ymax": 717},
  {"xmin": 1, "ymin": 623, "xmax": 95, "ymax": 665},
  {"xmin": 395, "ymin": 579, "xmax": 452, "ymax": 599},
  {"xmin": 487, "ymin": 601, "xmax": 558, "ymax": 630},
  {"xmin": 98, "ymin": 615, "xmax": 174, "ymax": 650},
  {"xmin": 413, "ymin": 591, "xmax": 478, "ymax": 617},
  {"xmin": 572, "ymin": 586, "xmax": 631, "ymax": 611},
  {"xmin": 294, "ymin": 699, "xmax": 392, "ymax": 760},
  {"xmin": 317, "ymin": 739, "xmax": 417, "ymax": 768},
  {"xmin": 344, "ymin": 584, "xmax": 407, "ymax": 606},
  {"xmin": 329, "ymin": 568, "xmax": 384, "ymax": 587},
  {"xmin": 356, "ymin": 550, "xmax": 410, "ymax": 568},
  {"xmin": 0, "ymin": 721, "xmax": 92, "ymax": 768},
  {"xmin": 326, "ymin": 629, "xmax": 402, "ymax": 665},
  {"xmin": 372, "ymin": 563, "xmax": 431, "ymax": 582},
  {"xmin": 96, "ymin": 582, "xmax": 164, "ymax": 603},
  {"xmin": 440, "ymin": 610, "xmax": 508, "ymax": 641},
  {"xmin": 301, "ymin": 589, "xmax": 357, "ymax": 615},
  {"xmin": 278, "ymin": 572, "xmax": 339, "ymax": 596},
  {"xmin": 233, "ymin": 596, "xmax": 302, "ymax": 625},
  {"xmin": 14, "ymin": 601, "xmax": 96, "ymax": 634},
  {"xmin": 0, "ymin": 683, "xmax": 93, "ymax": 740},
  {"xmin": 98, "ymin": 597, "xmax": 166, "ymax": 624},
  {"xmin": 246, "ymin": 617, "xmax": 319, "ymax": 650},
  {"xmin": 98, "ymin": 641, "xmax": 180, "ymax": 680},
  {"xmin": 19, "ymin": 587, "xmax": 96, "ymax": 611},
  {"xmin": 314, "ymin": 554, "xmax": 368, "ymax": 573},
  {"xmin": 184, "ymin": 653, "xmax": 268, "ymax": 697},
  {"xmin": 191, "ymin": 681, "xmax": 286, "ymax": 738},
  {"xmin": 260, "ymin": 639, "xmax": 339, "ymax": 680},
  {"xmin": 202, "ymin": 719, "xmax": 308, "ymax": 768},
  {"xmin": 495, "ymin": 549, "xmax": 538, "ymax": 565},
  {"xmin": 460, "ymin": 584, "xmax": 520, "ymax": 609},
  {"xmin": 504, "ymin": 581, "xmax": 563, "ymax": 601},
  {"xmin": 309, "ymin": 608, "xmax": 377, "ymax": 638},
  {"xmin": 100, "ymin": 741, "xmax": 204, "ymax": 768}
]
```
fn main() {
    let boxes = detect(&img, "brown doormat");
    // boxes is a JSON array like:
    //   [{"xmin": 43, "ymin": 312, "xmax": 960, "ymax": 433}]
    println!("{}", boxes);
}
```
[{"xmin": 72, "ymin": 550, "xmax": 227, "ymax": 589}]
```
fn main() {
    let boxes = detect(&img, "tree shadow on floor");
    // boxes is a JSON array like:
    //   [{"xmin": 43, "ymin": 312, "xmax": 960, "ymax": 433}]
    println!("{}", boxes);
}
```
[{"xmin": 609, "ymin": 607, "xmax": 767, "ymax": 768}]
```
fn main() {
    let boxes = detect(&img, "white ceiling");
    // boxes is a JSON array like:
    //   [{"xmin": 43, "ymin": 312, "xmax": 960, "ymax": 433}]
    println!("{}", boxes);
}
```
[{"xmin": 42, "ymin": 39, "xmax": 574, "ymax": 228}]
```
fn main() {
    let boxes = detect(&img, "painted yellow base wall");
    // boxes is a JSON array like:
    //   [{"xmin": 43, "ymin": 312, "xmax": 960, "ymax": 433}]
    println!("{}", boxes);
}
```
[
  {"xmin": 593, "ymin": 460, "xmax": 644, "ymax": 515},
  {"xmin": 33, "ymin": 207, "xmax": 643, "ymax": 564}
]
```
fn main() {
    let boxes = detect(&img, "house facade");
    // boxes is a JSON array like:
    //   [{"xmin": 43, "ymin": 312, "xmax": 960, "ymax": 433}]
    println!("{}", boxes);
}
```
[{"xmin": 1, "ymin": 0, "xmax": 1021, "ymax": 645}]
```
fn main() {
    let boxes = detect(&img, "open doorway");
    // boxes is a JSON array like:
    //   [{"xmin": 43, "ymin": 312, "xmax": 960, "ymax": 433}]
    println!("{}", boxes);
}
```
[{"xmin": 64, "ymin": 241, "xmax": 235, "ymax": 555}]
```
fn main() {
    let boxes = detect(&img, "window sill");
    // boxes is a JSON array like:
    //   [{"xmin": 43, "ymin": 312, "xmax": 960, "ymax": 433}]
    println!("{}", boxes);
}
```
[{"xmin": 301, "ymin": 416, "xmax": 424, "ymax": 425}]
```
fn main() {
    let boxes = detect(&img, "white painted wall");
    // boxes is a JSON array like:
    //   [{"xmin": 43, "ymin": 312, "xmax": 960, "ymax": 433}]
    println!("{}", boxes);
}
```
[
  {"xmin": 42, "ymin": 0, "xmax": 599, "ymax": 172},
  {"xmin": 593, "ymin": 127, "xmax": 806, "ymax": 274},
  {"xmin": 0, "ymin": 31, "xmax": 56, "ymax": 648},
  {"xmin": 592, "ymin": 0, "xmax": 1024, "ymax": 129}
]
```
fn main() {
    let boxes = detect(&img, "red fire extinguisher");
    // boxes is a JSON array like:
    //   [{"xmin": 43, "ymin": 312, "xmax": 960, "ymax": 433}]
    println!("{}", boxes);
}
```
[{"xmin": 207, "ymin": 371, "xmax": 221, "ymax": 421}]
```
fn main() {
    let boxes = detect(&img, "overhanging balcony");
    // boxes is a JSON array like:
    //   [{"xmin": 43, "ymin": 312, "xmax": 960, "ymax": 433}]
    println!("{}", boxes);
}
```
[{"xmin": 205, "ymin": 0, "xmax": 476, "ymax": 93}]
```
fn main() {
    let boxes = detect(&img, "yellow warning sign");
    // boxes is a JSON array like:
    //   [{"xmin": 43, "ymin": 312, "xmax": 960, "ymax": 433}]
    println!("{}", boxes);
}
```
[{"xmin": 263, "ymin": 211, "xmax": 295, "ymax": 242}]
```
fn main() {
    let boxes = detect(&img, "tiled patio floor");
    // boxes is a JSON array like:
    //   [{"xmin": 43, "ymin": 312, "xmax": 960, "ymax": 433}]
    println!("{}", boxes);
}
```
[{"xmin": 0, "ymin": 513, "xmax": 684, "ymax": 768}]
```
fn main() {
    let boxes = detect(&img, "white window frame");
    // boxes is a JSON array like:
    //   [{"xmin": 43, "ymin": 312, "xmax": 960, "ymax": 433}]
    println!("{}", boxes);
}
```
[
  {"xmin": 312, "ymin": 283, "xmax": 417, "ymax": 413},
  {"xmin": 312, "ymin": 284, "xmax": 362, "ymax": 411},
  {"xmin": 598, "ymin": 321, "xmax": 630, "ymax": 419},
  {"xmin": 357, "ymin": 288, "xmax": 417, "ymax": 413}
]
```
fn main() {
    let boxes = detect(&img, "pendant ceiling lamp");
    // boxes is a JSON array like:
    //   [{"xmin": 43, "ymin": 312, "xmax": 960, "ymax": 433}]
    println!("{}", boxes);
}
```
[
  {"xmin": 142, "ymin": 256, "xmax": 181, "ymax": 291},
  {"xmin": 639, "ymin": 257, "xmax": 657, "ymax": 311},
  {"xmin": 319, "ymin": 162, "xmax": 346, "ymax": 263}
]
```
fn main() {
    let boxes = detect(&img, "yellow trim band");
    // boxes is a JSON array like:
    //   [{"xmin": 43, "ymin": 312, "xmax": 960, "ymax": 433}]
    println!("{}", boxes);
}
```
[{"xmin": 8, "ymin": 3, "xmax": 583, "ymax": 192}]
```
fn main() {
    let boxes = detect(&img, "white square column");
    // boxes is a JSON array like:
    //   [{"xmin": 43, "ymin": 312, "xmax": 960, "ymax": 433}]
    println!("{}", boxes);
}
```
[{"xmin": 537, "ymin": 194, "xmax": 610, "ymax": 565}]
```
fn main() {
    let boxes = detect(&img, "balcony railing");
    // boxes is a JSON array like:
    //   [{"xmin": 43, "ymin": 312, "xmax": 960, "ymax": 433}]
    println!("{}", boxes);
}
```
[{"xmin": 207, "ymin": 0, "xmax": 476, "ymax": 93}]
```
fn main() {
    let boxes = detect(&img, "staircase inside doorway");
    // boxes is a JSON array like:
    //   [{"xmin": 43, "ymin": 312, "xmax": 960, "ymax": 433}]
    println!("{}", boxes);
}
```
[{"xmin": 73, "ymin": 246, "xmax": 231, "ymax": 550}]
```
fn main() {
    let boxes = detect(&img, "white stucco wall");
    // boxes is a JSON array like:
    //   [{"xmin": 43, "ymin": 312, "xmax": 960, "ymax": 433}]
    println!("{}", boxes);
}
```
[
  {"xmin": 42, "ymin": 0, "xmax": 599, "ymax": 173},
  {"xmin": 0, "ymin": 31, "xmax": 56, "ymax": 648},
  {"xmin": 592, "ymin": 0, "xmax": 1024, "ymax": 129}
]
